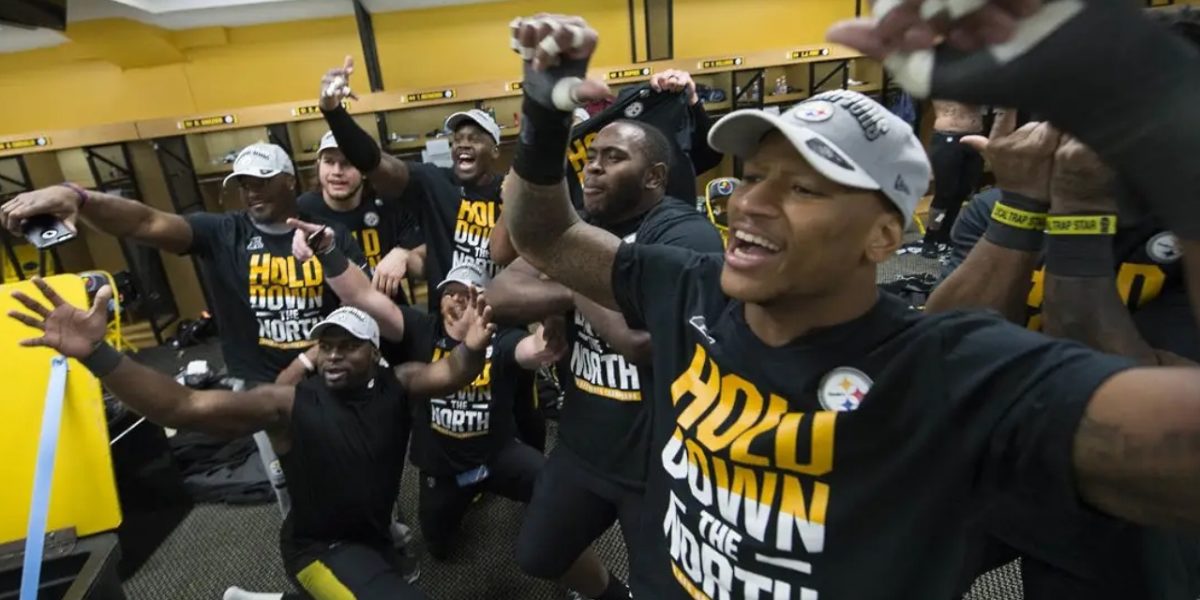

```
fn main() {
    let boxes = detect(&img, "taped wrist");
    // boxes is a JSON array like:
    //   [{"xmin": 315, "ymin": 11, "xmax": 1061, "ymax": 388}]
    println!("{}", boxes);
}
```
[
  {"xmin": 983, "ymin": 192, "xmax": 1047, "ymax": 252},
  {"xmin": 321, "ymin": 106, "xmax": 381, "ymax": 172},
  {"xmin": 79, "ymin": 342, "xmax": 123, "ymax": 378},
  {"xmin": 316, "ymin": 245, "xmax": 350, "ymax": 278},
  {"xmin": 514, "ymin": 96, "xmax": 572, "ymax": 185},
  {"xmin": 1044, "ymin": 214, "xmax": 1117, "ymax": 278}
]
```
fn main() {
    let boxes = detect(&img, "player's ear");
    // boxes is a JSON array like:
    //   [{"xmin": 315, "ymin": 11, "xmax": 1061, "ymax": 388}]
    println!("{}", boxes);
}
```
[{"xmin": 644, "ymin": 162, "xmax": 668, "ymax": 191}]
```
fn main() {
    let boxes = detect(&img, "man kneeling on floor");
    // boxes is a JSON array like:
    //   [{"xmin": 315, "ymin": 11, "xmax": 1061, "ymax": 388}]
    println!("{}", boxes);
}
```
[{"xmin": 8, "ymin": 278, "xmax": 495, "ymax": 600}]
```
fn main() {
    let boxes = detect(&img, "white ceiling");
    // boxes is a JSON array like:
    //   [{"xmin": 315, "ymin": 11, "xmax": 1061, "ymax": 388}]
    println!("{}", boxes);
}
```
[{"xmin": 0, "ymin": 0, "xmax": 500, "ymax": 53}]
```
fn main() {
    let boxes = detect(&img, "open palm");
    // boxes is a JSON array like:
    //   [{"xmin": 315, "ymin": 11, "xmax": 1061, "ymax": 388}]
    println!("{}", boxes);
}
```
[
  {"xmin": 462, "ymin": 287, "xmax": 497, "ymax": 351},
  {"xmin": 8, "ymin": 277, "xmax": 111, "ymax": 358}
]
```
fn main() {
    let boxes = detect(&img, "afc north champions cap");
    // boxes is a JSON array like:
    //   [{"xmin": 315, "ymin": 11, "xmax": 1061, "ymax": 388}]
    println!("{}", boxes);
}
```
[
  {"xmin": 708, "ymin": 90, "xmax": 931, "ymax": 226},
  {"xmin": 222, "ymin": 143, "xmax": 296, "ymax": 187},
  {"xmin": 308, "ymin": 307, "xmax": 381, "ymax": 349}
]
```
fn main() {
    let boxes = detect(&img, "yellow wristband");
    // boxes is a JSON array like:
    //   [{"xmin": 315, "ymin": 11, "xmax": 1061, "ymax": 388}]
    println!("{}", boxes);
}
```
[
  {"xmin": 1045, "ymin": 215, "xmax": 1117, "ymax": 235},
  {"xmin": 991, "ymin": 202, "xmax": 1047, "ymax": 231}
]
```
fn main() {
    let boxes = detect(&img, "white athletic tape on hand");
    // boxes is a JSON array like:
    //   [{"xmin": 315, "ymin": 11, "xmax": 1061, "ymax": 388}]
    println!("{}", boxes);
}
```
[
  {"xmin": 919, "ymin": 0, "xmax": 949, "ymax": 21},
  {"xmin": 551, "ymin": 77, "xmax": 583, "ymax": 111},
  {"xmin": 566, "ymin": 24, "xmax": 585, "ymax": 50},
  {"xmin": 324, "ymin": 76, "xmax": 346, "ymax": 99},
  {"xmin": 989, "ymin": 0, "xmax": 1084, "ymax": 63},
  {"xmin": 884, "ymin": 50, "xmax": 935, "ymax": 98},
  {"xmin": 539, "ymin": 34, "xmax": 562, "ymax": 59},
  {"xmin": 944, "ymin": 0, "xmax": 987, "ymax": 19},
  {"xmin": 871, "ymin": 0, "xmax": 904, "ymax": 19}
]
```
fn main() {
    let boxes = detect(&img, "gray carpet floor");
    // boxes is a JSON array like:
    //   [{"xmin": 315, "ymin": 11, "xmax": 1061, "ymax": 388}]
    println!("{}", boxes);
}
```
[{"xmin": 120, "ymin": 247, "xmax": 1032, "ymax": 600}]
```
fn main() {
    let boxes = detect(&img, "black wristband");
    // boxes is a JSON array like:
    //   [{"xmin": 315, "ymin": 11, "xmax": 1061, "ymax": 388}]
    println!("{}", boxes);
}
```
[
  {"xmin": 79, "ymin": 342, "xmax": 123, "ymax": 378},
  {"xmin": 984, "ymin": 220, "xmax": 1044, "ymax": 252},
  {"xmin": 316, "ymin": 245, "xmax": 350, "ymax": 278},
  {"xmin": 513, "ymin": 96, "xmax": 572, "ymax": 185},
  {"xmin": 321, "ymin": 106, "xmax": 382, "ymax": 172},
  {"xmin": 1044, "ymin": 234, "xmax": 1114, "ymax": 278}
]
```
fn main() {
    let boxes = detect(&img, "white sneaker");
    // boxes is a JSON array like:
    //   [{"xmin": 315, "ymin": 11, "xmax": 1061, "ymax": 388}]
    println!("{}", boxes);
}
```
[{"xmin": 223, "ymin": 586, "xmax": 283, "ymax": 600}]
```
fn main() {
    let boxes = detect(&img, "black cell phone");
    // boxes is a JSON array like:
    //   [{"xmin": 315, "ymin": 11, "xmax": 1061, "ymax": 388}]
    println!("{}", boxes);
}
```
[
  {"xmin": 306, "ymin": 228, "xmax": 329, "ymax": 250},
  {"xmin": 23, "ymin": 214, "xmax": 76, "ymax": 249}
]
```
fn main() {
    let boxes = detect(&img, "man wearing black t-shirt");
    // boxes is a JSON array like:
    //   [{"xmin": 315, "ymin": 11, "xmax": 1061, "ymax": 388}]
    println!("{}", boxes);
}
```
[
  {"xmin": 299, "ymin": 131, "xmax": 423, "ymax": 304},
  {"xmin": 501, "ymin": 15, "xmax": 1200, "ymax": 599},
  {"xmin": 9, "ymin": 279, "xmax": 493, "ymax": 599},
  {"xmin": 381, "ymin": 263, "xmax": 565, "ymax": 560},
  {"xmin": 318, "ymin": 58, "xmax": 504, "ymax": 314},
  {"xmin": 489, "ymin": 119, "xmax": 723, "ymax": 596}
]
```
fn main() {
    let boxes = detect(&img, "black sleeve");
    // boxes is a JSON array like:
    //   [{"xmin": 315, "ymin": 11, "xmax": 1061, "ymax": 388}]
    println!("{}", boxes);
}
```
[
  {"xmin": 643, "ymin": 210, "xmax": 725, "ymax": 254},
  {"xmin": 392, "ymin": 202, "xmax": 423, "ymax": 249},
  {"xmin": 491, "ymin": 328, "xmax": 527, "ymax": 373},
  {"xmin": 688, "ymin": 102, "xmax": 724, "ymax": 176},
  {"xmin": 334, "ymin": 224, "xmax": 369, "ymax": 272},
  {"xmin": 181, "ymin": 212, "xmax": 231, "ymax": 258},
  {"xmin": 1131, "ymin": 287, "xmax": 1200, "ymax": 362},
  {"xmin": 395, "ymin": 162, "xmax": 441, "ymax": 215},
  {"xmin": 612, "ymin": 241, "xmax": 719, "ymax": 332},
  {"xmin": 383, "ymin": 306, "xmax": 436, "ymax": 365},
  {"xmin": 943, "ymin": 317, "xmax": 1134, "ymax": 512},
  {"xmin": 942, "ymin": 190, "xmax": 998, "ymax": 279}
]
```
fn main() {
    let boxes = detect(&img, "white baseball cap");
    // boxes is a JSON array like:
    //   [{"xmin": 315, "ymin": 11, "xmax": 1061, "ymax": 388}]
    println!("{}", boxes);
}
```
[
  {"xmin": 308, "ymin": 306, "xmax": 380, "ymax": 349},
  {"xmin": 317, "ymin": 131, "xmax": 339, "ymax": 154},
  {"xmin": 222, "ymin": 143, "xmax": 296, "ymax": 187},
  {"xmin": 437, "ymin": 263, "xmax": 488, "ymax": 292},
  {"xmin": 708, "ymin": 90, "xmax": 931, "ymax": 226},
  {"xmin": 444, "ymin": 109, "xmax": 502, "ymax": 144}
]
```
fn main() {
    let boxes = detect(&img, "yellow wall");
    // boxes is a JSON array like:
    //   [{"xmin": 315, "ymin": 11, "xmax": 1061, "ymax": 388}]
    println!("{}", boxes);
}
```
[{"xmin": 673, "ymin": 0, "xmax": 856, "ymax": 58}]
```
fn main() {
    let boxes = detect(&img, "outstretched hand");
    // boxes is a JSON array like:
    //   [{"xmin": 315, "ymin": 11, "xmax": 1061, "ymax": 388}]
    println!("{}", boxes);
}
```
[
  {"xmin": 650, "ymin": 69, "xmax": 699, "ymax": 106},
  {"xmin": 458, "ymin": 287, "xmax": 497, "ymax": 351},
  {"xmin": 288, "ymin": 218, "xmax": 333, "ymax": 262},
  {"xmin": 319, "ymin": 55, "xmax": 359, "ymax": 111},
  {"xmin": 529, "ymin": 321, "xmax": 568, "ymax": 366},
  {"xmin": 509, "ymin": 14, "xmax": 613, "ymax": 110},
  {"xmin": 8, "ymin": 277, "xmax": 111, "ymax": 358},
  {"xmin": 826, "ymin": 0, "xmax": 1038, "ymax": 59},
  {"xmin": 0, "ymin": 186, "xmax": 81, "ymax": 237}
]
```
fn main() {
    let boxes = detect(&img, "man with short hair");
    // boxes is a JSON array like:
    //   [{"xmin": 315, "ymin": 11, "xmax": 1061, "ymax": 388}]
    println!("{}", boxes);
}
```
[
  {"xmin": 8, "ymin": 278, "xmax": 494, "ymax": 600},
  {"xmin": 299, "ymin": 131, "xmax": 423, "ymax": 303},
  {"xmin": 318, "ymin": 57, "xmax": 505, "ymax": 314},
  {"xmin": 488, "ymin": 118, "xmax": 723, "ymax": 597},
  {"xmin": 500, "ymin": 14, "xmax": 1200, "ymax": 599}
]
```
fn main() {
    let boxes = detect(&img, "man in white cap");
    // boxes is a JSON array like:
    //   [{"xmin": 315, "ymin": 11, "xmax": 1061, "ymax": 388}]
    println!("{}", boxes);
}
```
[
  {"xmin": 318, "ymin": 57, "xmax": 507, "ymax": 314},
  {"xmin": 9, "ymin": 276, "xmax": 495, "ymax": 600},
  {"xmin": 499, "ymin": 14, "xmax": 1200, "ymax": 600},
  {"xmin": 299, "ymin": 131, "xmax": 424, "ymax": 303}
]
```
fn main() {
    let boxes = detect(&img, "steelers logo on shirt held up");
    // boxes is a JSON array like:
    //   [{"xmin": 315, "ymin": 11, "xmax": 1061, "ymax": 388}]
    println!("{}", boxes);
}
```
[{"xmin": 818, "ymin": 367, "xmax": 872, "ymax": 412}]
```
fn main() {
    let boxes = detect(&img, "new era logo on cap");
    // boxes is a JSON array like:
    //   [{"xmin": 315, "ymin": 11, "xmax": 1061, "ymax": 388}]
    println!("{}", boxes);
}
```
[{"xmin": 707, "ymin": 90, "xmax": 931, "ymax": 226}]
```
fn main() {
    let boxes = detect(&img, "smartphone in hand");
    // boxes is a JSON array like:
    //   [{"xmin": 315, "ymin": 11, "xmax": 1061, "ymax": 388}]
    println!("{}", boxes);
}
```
[
  {"xmin": 306, "ymin": 227, "xmax": 330, "ymax": 252},
  {"xmin": 23, "ymin": 214, "xmax": 76, "ymax": 249}
]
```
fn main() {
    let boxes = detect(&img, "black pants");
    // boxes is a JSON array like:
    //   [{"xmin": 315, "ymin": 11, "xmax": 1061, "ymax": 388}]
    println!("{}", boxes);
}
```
[
  {"xmin": 515, "ymin": 379, "xmax": 547, "ymax": 452},
  {"xmin": 418, "ymin": 439, "xmax": 544, "ymax": 560},
  {"xmin": 516, "ymin": 446, "xmax": 650, "ymax": 591},
  {"xmin": 924, "ymin": 131, "xmax": 984, "ymax": 245},
  {"xmin": 282, "ymin": 539, "xmax": 424, "ymax": 600}
]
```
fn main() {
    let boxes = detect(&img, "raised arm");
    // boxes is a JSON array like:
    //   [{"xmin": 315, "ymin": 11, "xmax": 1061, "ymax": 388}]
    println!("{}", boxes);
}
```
[
  {"xmin": 319, "ymin": 57, "xmax": 412, "ymax": 197},
  {"xmin": 1, "ymin": 185, "xmax": 194, "ymax": 255},
  {"xmin": 489, "ymin": 214, "xmax": 518, "ymax": 267},
  {"xmin": 394, "ymin": 287, "xmax": 496, "ymax": 396},
  {"xmin": 487, "ymin": 258, "xmax": 573, "ymax": 325},
  {"xmin": 276, "ymin": 346, "xmax": 320, "ymax": 386},
  {"xmin": 8, "ymin": 278, "xmax": 293, "ymax": 440},
  {"xmin": 926, "ymin": 116, "xmax": 1056, "ymax": 322},
  {"xmin": 1041, "ymin": 137, "xmax": 1190, "ymax": 366},
  {"xmin": 503, "ymin": 16, "xmax": 623, "ymax": 310},
  {"xmin": 289, "ymin": 218, "xmax": 406, "ymax": 342}
]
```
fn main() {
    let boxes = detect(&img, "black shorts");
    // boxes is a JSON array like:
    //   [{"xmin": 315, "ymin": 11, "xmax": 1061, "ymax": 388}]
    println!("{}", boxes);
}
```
[
  {"xmin": 281, "ymin": 535, "xmax": 424, "ymax": 600},
  {"xmin": 516, "ymin": 445, "xmax": 654, "ymax": 591},
  {"xmin": 418, "ymin": 439, "xmax": 544, "ymax": 560}
]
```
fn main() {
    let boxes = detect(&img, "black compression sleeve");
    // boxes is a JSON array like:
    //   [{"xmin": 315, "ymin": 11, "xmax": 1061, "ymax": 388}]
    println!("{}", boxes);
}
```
[
  {"xmin": 514, "ymin": 97, "xmax": 572, "ymax": 185},
  {"xmin": 321, "ymin": 106, "xmax": 382, "ymax": 173}
]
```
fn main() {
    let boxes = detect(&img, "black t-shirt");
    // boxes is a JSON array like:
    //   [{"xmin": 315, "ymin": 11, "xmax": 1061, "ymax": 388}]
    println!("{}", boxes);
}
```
[
  {"xmin": 611, "ymin": 243, "xmax": 1132, "ymax": 599},
  {"xmin": 945, "ymin": 188, "xmax": 1194, "ymax": 354},
  {"xmin": 557, "ymin": 198, "xmax": 724, "ymax": 487},
  {"xmin": 567, "ymin": 86, "xmax": 700, "ymax": 209},
  {"xmin": 279, "ymin": 371, "xmax": 411, "ymax": 553},
  {"xmin": 385, "ymin": 306, "xmax": 531, "ymax": 477},
  {"xmin": 298, "ymin": 190, "xmax": 419, "ymax": 305},
  {"xmin": 183, "ymin": 211, "xmax": 366, "ymax": 383},
  {"xmin": 398, "ymin": 163, "xmax": 502, "ymax": 313}
]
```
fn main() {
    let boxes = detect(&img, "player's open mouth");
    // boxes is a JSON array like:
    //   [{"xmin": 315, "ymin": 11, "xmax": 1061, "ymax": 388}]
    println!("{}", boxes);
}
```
[
  {"xmin": 324, "ymin": 367, "xmax": 347, "ymax": 382},
  {"xmin": 455, "ymin": 152, "xmax": 477, "ymax": 169},
  {"xmin": 726, "ymin": 229, "xmax": 781, "ymax": 268}
]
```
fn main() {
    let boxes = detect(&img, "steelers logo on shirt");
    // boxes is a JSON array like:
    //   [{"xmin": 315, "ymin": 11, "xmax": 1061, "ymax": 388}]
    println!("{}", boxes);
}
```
[
  {"xmin": 1146, "ymin": 231, "xmax": 1181, "ymax": 264},
  {"xmin": 364, "ymin": 211, "xmax": 380, "ymax": 227},
  {"xmin": 818, "ymin": 367, "xmax": 872, "ymax": 412},
  {"xmin": 795, "ymin": 100, "xmax": 836, "ymax": 123},
  {"xmin": 624, "ymin": 101, "xmax": 644, "ymax": 118}
]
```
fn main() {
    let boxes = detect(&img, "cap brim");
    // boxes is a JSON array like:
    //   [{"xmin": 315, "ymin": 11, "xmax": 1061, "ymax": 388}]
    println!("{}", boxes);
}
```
[
  {"xmin": 436, "ymin": 277, "xmax": 476, "ymax": 292},
  {"xmin": 445, "ymin": 112, "xmax": 500, "ymax": 143},
  {"xmin": 222, "ymin": 169, "xmax": 283, "ymax": 187},
  {"xmin": 708, "ymin": 110, "xmax": 880, "ymax": 192}
]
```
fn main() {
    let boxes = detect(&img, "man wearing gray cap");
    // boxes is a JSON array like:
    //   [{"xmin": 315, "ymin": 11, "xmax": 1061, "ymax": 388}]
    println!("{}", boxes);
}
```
[
  {"xmin": 500, "ymin": 14, "xmax": 1200, "ymax": 599},
  {"xmin": 9, "ymin": 278, "xmax": 496, "ymax": 600}
]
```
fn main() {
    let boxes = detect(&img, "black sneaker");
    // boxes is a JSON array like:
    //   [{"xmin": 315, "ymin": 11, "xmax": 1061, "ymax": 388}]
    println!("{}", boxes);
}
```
[
  {"xmin": 920, "ymin": 242, "xmax": 949, "ymax": 259},
  {"xmin": 390, "ymin": 521, "xmax": 421, "ymax": 584}
]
